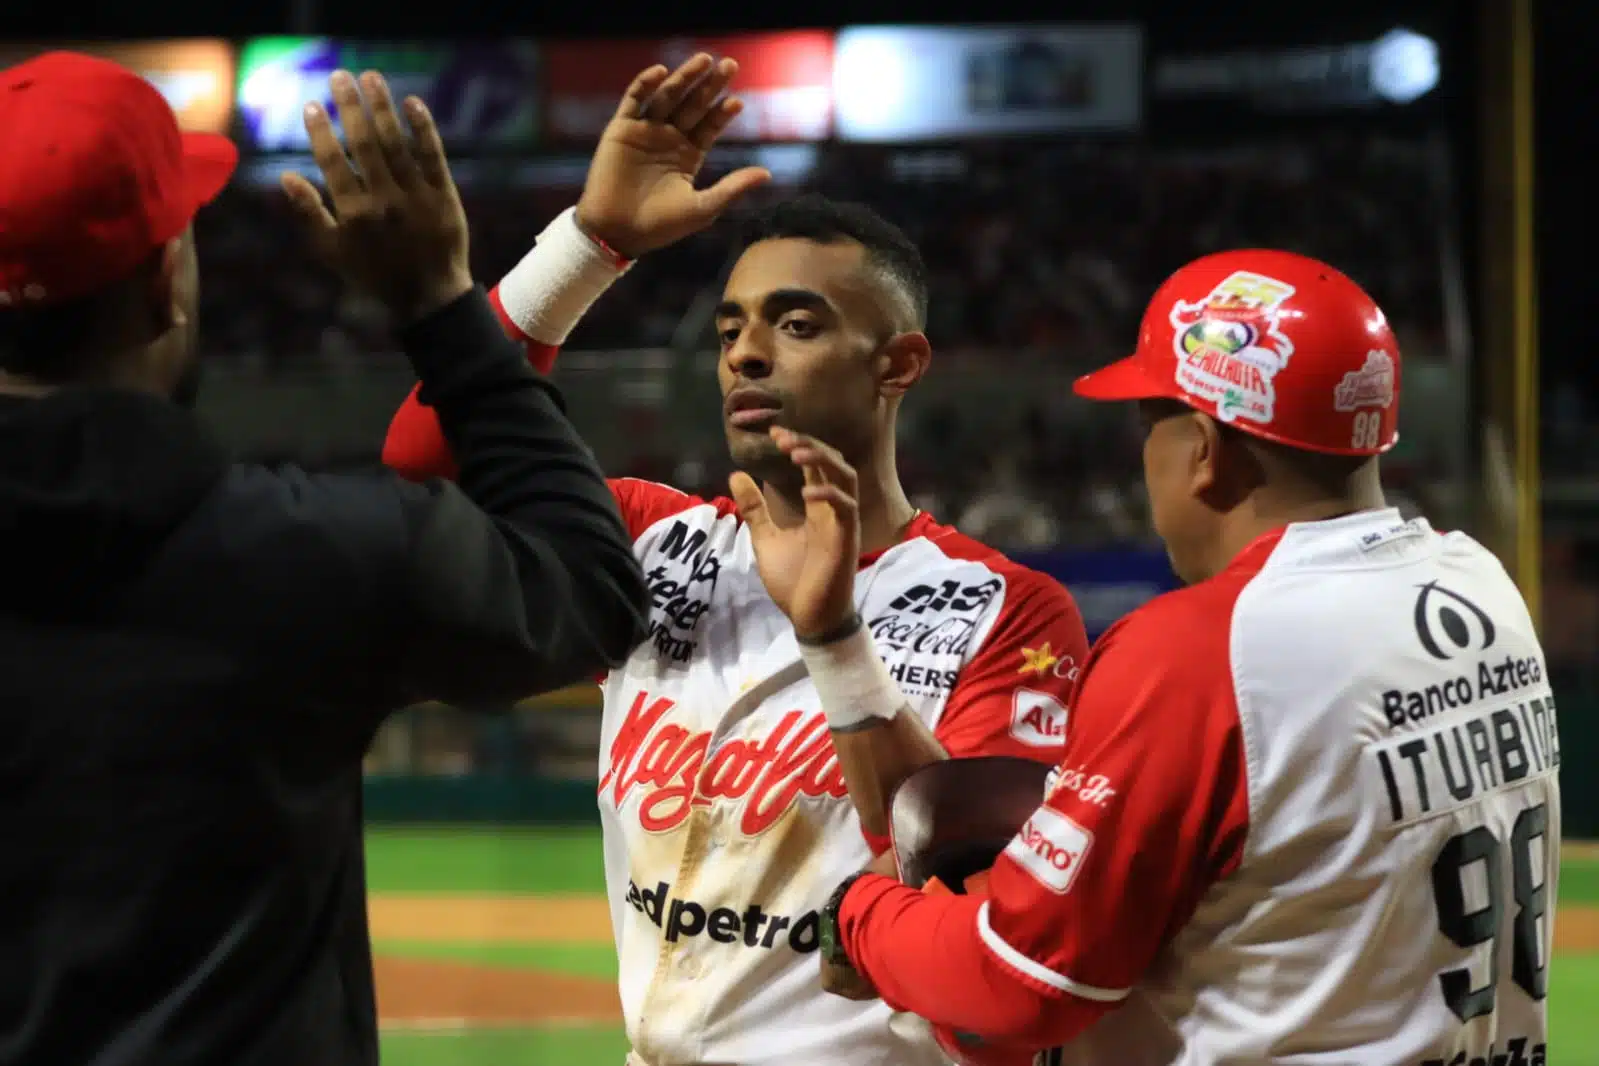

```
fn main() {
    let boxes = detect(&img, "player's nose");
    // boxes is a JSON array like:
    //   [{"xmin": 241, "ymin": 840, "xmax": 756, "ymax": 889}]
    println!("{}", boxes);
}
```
[{"xmin": 724, "ymin": 328, "xmax": 774, "ymax": 380}]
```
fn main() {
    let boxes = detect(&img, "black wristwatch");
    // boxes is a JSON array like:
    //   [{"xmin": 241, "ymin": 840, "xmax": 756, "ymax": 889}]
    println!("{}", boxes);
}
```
[{"xmin": 818, "ymin": 872, "xmax": 868, "ymax": 965}]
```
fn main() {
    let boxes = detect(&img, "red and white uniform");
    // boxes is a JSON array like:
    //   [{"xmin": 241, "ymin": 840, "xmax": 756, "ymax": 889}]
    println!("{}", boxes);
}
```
[
  {"xmin": 840, "ymin": 509, "xmax": 1561, "ymax": 1065},
  {"xmin": 385, "ymin": 281, "xmax": 1090, "ymax": 1066}
]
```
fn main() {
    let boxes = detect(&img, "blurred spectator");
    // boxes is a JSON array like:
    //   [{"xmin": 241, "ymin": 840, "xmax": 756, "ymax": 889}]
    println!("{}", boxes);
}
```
[
  {"xmin": 201, "ymin": 136, "xmax": 1446, "ymax": 369},
  {"xmin": 957, "ymin": 452, "xmax": 1062, "ymax": 549},
  {"xmin": 202, "ymin": 132, "xmax": 1463, "ymax": 551}
]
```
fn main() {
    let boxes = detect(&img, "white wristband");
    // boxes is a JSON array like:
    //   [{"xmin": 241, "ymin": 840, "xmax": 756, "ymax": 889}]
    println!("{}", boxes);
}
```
[
  {"xmin": 799, "ymin": 623, "xmax": 903, "ymax": 731},
  {"xmin": 496, "ymin": 206, "xmax": 631, "ymax": 345}
]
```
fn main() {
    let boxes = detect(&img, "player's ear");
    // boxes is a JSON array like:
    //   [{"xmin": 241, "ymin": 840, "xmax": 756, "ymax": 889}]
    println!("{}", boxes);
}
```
[
  {"xmin": 141, "ymin": 237, "xmax": 182, "ymax": 335},
  {"xmin": 1187, "ymin": 411, "xmax": 1223, "ymax": 499},
  {"xmin": 877, "ymin": 331, "xmax": 931, "ymax": 398},
  {"xmin": 1192, "ymin": 415, "xmax": 1266, "ymax": 507}
]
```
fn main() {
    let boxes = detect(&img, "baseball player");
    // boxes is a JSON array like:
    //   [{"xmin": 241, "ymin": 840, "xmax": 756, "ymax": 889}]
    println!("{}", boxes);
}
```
[
  {"xmin": 382, "ymin": 54, "xmax": 1090, "ymax": 1066},
  {"xmin": 818, "ymin": 250, "xmax": 1561, "ymax": 1066}
]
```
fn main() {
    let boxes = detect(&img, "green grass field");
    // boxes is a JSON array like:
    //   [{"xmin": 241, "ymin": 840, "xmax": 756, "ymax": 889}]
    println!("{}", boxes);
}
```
[{"xmin": 366, "ymin": 827, "xmax": 1599, "ymax": 1065}]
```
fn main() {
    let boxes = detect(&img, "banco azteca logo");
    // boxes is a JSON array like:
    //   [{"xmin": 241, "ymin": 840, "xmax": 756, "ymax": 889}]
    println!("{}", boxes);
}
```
[{"xmin": 1411, "ymin": 580, "xmax": 1495, "ymax": 661}]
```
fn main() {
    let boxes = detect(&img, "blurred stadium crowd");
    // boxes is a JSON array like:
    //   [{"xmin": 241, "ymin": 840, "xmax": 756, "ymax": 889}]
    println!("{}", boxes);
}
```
[
  {"xmin": 193, "ymin": 131, "xmax": 1597, "ymax": 693},
  {"xmin": 199, "ymin": 134, "xmax": 1453, "ymax": 523}
]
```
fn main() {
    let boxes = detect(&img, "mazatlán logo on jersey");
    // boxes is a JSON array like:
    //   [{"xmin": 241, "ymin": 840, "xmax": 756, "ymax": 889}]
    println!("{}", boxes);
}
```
[
  {"xmin": 599, "ymin": 690, "xmax": 848, "ymax": 835},
  {"xmin": 1170, "ymin": 270, "xmax": 1297, "ymax": 426}
]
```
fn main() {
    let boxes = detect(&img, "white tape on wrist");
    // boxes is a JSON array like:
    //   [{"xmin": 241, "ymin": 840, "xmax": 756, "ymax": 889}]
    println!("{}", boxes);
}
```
[
  {"xmin": 496, "ymin": 206, "xmax": 631, "ymax": 345},
  {"xmin": 799, "ymin": 625, "xmax": 903, "ymax": 732}
]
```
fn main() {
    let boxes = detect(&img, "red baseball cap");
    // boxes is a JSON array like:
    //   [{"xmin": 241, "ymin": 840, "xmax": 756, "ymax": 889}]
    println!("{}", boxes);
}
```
[
  {"xmin": 1074, "ymin": 249, "xmax": 1401, "ymax": 456},
  {"xmin": 0, "ymin": 51, "xmax": 238, "ymax": 307}
]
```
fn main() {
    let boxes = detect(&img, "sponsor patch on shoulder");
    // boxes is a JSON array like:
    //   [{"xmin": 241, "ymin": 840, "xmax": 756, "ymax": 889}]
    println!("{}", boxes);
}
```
[
  {"xmin": 1010, "ymin": 689, "xmax": 1068, "ymax": 748},
  {"xmin": 1005, "ymin": 805, "xmax": 1093, "ymax": 894}
]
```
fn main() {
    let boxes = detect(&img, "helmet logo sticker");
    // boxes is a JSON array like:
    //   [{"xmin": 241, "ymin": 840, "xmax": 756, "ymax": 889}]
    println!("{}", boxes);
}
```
[
  {"xmin": 1170, "ymin": 271, "xmax": 1297, "ymax": 425},
  {"xmin": 1334, "ymin": 349, "xmax": 1397, "ymax": 411}
]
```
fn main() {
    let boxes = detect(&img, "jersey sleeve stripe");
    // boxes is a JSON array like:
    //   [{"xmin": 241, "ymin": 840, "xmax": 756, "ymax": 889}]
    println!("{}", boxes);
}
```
[{"xmin": 976, "ymin": 902, "xmax": 1130, "ymax": 1003}]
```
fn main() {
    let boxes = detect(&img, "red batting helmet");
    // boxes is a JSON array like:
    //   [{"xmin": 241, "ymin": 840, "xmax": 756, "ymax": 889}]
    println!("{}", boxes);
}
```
[
  {"xmin": 890, "ymin": 758, "xmax": 1057, "ymax": 1066},
  {"xmin": 1073, "ymin": 250, "xmax": 1401, "ymax": 456}
]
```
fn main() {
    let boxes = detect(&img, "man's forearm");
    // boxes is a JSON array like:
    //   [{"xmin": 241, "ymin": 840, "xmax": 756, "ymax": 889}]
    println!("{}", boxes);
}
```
[
  {"xmin": 396, "ymin": 287, "xmax": 648, "ymax": 696},
  {"xmin": 799, "ymin": 616, "xmax": 947, "ymax": 844},
  {"xmin": 831, "ymin": 713, "xmax": 946, "ymax": 840}
]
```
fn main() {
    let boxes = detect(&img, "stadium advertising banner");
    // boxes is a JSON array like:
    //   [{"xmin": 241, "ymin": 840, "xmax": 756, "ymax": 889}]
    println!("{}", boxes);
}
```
[
  {"xmin": 832, "ymin": 25, "xmax": 1142, "ymax": 142},
  {"xmin": 1146, "ymin": 22, "xmax": 1447, "ymax": 125},
  {"xmin": 235, "ymin": 38, "xmax": 539, "ymax": 153},
  {"xmin": 0, "ymin": 39, "xmax": 235, "ymax": 134},
  {"xmin": 542, "ymin": 31, "xmax": 835, "ymax": 144}
]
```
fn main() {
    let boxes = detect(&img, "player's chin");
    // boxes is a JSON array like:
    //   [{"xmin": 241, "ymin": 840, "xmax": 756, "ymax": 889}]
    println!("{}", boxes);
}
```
[{"xmin": 726, "ymin": 431, "xmax": 785, "ymax": 474}]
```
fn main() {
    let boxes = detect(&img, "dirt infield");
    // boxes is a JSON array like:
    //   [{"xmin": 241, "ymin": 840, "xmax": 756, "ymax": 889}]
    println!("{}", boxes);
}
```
[
  {"xmin": 370, "ymin": 897, "xmax": 1599, "ymax": 1028},
  {"xmin": 370, "ymin": 895, "xmax": 614, "ymax": 943},
  {"xmin": 373, "ymin": 895, "xmax": 621, "ymax": 1028},
  {"xmin": 375, "ymin": 956, "xmax": 620, "ymax": 1028},
  {"xmin": 1562, "ymin": 905, "xmax": 1599, "ymax": 952}
]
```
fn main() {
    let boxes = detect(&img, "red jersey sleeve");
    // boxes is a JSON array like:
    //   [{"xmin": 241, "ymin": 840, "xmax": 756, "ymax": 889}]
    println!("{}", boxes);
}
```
[
  {"xmin": 934, "ymin": 567, "xmax": 1088, "ymax": 763},
  {"xmin": 382, "ymin": 284, "xmax": 560, "ymax": 483},
  {"xmin": 381, "ymin": 287, "xmax": 734, "ymax": 546},
  {"xmin": 607, "ymin": 478, "xmax": 738, "ymax": 541},
  {"xmin": 838, "ymin": 593, "xmax": 1251, "ymax": 1049}
]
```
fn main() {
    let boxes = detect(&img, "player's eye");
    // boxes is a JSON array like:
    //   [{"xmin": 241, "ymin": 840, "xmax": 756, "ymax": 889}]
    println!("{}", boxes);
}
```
[
  {"xmin": 717, "ymin": 325, "xmax": 741, "ymax": 346},
  {"xmin": 779, "ymin": 316, "xmax": 820, "ymax": 338}
]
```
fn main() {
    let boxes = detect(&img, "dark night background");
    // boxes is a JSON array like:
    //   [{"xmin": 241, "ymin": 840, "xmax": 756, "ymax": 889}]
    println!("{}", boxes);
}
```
[{"xmin": 11, "ymin": 0, "xmax": 1585, "ymax": 410}]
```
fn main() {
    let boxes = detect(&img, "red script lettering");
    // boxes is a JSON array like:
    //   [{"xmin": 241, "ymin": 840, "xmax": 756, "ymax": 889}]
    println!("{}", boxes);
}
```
[{"xmin": 600, "ymin": 691, "xmax": 849, "ymax": 835}]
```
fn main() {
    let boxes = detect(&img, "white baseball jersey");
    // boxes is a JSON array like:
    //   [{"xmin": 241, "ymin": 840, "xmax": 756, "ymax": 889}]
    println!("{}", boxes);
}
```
[
  {"xmin": 378, "ymin": 290, "xmax": 1089, "ymax": 1066},
  {"xmin": 844, "ymin": 509, "xmax": 1560, "ymax": 1065},
  {"xmin": 598, "ymin": 477, "xmax": 1088, "ymax": 1066}
]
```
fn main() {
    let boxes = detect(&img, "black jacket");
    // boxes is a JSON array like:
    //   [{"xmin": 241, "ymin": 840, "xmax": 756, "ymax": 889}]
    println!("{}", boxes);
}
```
[{"xmin": 0, "ymin": 289, "xmax": 647, "ymax": 1066}]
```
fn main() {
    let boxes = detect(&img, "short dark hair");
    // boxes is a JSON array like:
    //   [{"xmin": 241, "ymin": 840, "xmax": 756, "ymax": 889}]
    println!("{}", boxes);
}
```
[{"xmin": 736, "ymin": 193, "xmax": 929, "ymax": 329}]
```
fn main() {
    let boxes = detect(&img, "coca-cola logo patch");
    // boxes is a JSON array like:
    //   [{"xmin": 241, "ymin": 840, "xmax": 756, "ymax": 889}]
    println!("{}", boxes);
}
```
[{"xmin": 866, "ymin": 577, "xmax": 1001, "ymax": 661}]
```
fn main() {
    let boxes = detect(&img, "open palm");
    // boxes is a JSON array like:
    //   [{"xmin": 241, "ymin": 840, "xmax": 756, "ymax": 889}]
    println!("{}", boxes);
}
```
[
  {"xmin": 729, "ymin": 429, "xmax": 862, "ymax": 641},
  {"xmin": 576, "ymin": 54, "xmax": 772, "ymax": 260}
]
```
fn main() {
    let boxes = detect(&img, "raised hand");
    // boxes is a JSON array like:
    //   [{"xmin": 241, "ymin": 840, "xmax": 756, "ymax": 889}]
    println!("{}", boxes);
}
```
[
  {"xmin": 280, "ymin": 69, "xmax": 472, "ymax": 322},
  {"xmin": 728, "ymin": 428, "xmax": 860, "ymax": 642},
  {"xmin": 575, "ymin": 53, "xmax": 773, "ymax": 260}
]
